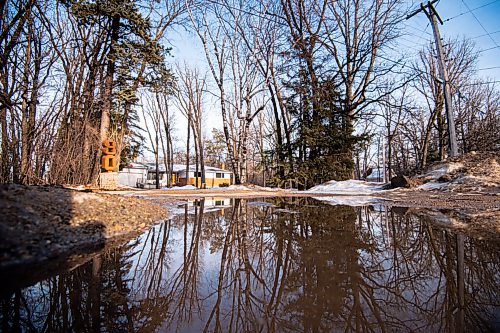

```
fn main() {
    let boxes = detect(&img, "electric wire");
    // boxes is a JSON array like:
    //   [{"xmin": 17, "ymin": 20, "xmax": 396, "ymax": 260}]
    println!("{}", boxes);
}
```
[
  {"xmin": 193, "ymin": 0, "xmax": 499, "ymax": 89},
  {"xmin": 460, "ymin": 0, "xmax": 500, "ymax": 49},
  {"xmin": 478, "ymin": 45, "xmax": 500, "ymax": 53},
  {"xmin": 444, "ymin": 0, "xmax": 500, "ymax": 22}
]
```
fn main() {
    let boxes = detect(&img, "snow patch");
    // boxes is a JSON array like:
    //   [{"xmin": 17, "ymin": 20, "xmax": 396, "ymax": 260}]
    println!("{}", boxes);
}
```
[
  {"xmin": 162, "ymin": 185, "xmax": 197, "ymax": 190},
  {"xmin": 307, "ymin": 180, "xmax": 386, "ymax": 195},
  {"xmin": 209, "ymin": 184, "xmax": 280, "ymax": 192},
  {"xmin": 426, "ymin": 162, "xmax": 464, "ymax": 179},
  {"xmin": 417, "ymin": 182, "xmax": 447, "ymax": 190},
  {"xmin": 414, "ymin": 210, "xmax": 468, "ymax": 228}
]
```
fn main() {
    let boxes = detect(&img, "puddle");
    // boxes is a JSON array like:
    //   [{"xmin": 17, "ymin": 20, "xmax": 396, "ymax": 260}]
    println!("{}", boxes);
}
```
[{"xmin": 1, "ymin": 197, "xmax": 499, "ymax": 332}]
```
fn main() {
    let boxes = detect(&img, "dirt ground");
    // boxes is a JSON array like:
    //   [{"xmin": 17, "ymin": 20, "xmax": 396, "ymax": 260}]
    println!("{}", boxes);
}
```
[{"xmin": 0, "ymin": 184, "xmax": 167, "ymax": 274}]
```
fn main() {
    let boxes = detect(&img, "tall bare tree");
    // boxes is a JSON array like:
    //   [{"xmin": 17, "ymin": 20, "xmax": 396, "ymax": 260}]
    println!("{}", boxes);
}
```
[{"xmin": 175, "ymin": 64, "xmax": 207, "ymax": 187}]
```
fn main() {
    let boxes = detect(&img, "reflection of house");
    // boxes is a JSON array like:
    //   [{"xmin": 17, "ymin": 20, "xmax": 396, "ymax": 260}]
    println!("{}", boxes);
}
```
[
  {"xmin": 185, "ymin": 198, "xmax": 232, "ymax": 216},
  {"xmin": 187, "ymin": 197, "xmax": 232, "ymax": 208},
  {"xmin": 118, "ymin": 163, "xmax": 233, "ymax": 188}
]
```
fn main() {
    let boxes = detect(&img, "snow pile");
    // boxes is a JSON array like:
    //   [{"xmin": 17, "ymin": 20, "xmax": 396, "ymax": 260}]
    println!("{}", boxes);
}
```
[
  {"xmin": 307, "ymin": 180, "xmax": 386, "ymax": 195},
  {"xmin": 417, "ymin": 182, "xmax": 447, "ymax": 190},
  {"xmin": 211, "ymin": 184, "xmax": 280, "ymax": 192},
  {"xmin": 416, "ymin": 152, "xmax": 500, "ymax": 193},
  {"xmin": 162, "ymin": 185, "xmax": 197, "ymax": 190},
  {"xmin": 424, "ymin": 162, "xmax": 464, "ymax": 180}
]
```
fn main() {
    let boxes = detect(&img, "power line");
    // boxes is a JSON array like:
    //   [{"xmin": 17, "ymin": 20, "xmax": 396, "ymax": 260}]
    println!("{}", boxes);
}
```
[
  {"xmin": 460, "ymin": 0, "xmax": 500, "ymax": 49},
  {"xmin": 444, "ymin": 0, "xmax": 500, "ymax": 22},
  {"xmin": 461, "ymin": 80, "xmax": 500, "ymax": 86},
  {"xmin": 404, "ymin": 30, "xmax": 433, "ymax": 42},
  {"xmin": 402, "ymin": 22, "xmax": 433, "ymax": 36},
  {"xmin": 471, "ymin": 29, "xmax": 500, "ymax": 40},
  {"xmin": 476, "ymin": 66, "xmax": 500, "ymax": 71},
  {"xmin": 196, "ymin": 0, "xmax": 499, "ymax": 90},
  {"xmin": 478, "ymin": 45, "xmax": 500, "ymax": 53}
]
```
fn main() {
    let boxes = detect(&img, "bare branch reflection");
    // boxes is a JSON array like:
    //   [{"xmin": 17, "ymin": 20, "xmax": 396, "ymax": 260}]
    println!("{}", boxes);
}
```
[{"xmin": 1, "ymin": 198, "xmax": 499, "ymax": 332}]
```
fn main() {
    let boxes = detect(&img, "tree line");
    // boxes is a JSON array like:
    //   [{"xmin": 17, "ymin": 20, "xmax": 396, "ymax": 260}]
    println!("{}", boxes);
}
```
[
  {"xmin": 0, "ymin": 0, "xmax": 181, "ymax": 184},
  {"xmin": 1, "ymin": 0, "xmax": 498, "ymax": 187}
]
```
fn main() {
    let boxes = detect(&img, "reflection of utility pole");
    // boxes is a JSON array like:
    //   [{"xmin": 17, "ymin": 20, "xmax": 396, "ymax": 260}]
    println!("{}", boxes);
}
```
[
  {"xmin": 407, "ymin": 1, "xmax": 459, "ymax": 157},
  {"xmin": 456, "ymin": 233, "xmax": 465, "ymax": 333},
  {"xmin": 382, "ymin": 142, "xmax": 387, "ymax": 183},
  {"xmin": 377, "ymin": 137, "xmax": 381, "ymax": 182}
]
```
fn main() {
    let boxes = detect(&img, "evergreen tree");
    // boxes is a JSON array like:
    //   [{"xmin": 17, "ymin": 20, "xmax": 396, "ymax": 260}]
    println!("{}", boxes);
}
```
[
  {"xmin": 285, "ymin": 75, "xmax": 363, "ymax": 189},
  {"xmin": 67, "ymin": 0, "xmax": 171, "ymax": 168}
]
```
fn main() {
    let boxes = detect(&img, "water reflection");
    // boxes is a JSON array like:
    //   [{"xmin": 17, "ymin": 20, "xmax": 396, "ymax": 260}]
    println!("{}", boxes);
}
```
[{"xmin": 1, "ymin": 198, "xmax": 499, "ymax": 332}]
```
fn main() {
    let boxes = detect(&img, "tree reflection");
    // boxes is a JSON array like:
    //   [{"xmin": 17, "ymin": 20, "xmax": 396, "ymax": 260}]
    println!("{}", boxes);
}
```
[{"xmin": 1, "ymin": 199, "xmax": 499, "ymax": 332}]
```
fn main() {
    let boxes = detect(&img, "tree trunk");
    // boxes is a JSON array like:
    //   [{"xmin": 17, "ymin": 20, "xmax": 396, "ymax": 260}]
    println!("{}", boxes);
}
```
[
  {"xmin": 193, "ymin": 125, "xmax": 199, "ymax": 188},
  {"xmin": 10, "ymin": 111, "xmax": 19, "ymax": 183},
  {"xmin": 198, "ymin": 121, "xmax": 205, "ymax": 187},
  {"xmin": 155, "ymin": 131, "xmax": 159, "ymax": 189},
  {"xmin": 268, "ymin": 84, "xmax": 284, "ymax": 179},
  {"xmin": 421, "ymin": 103, "xmax": 441, "ymax": 170},
  {"xmin": 185, "ymin": 112, "xmax": 191, "ymax": 186},
  {"xmin": 99, "ymin": 15, "xmax": 120, "ymax": 142},
  {"xmin": 220, "ymin": 86, "xmax": 240, "ymax": 184},
  {"xmin": 20, "ymin": 21, "xmax": 32, "ymax": 184},
  {"xmin": 437, "ymin": 111, "xmax": 446, "ymax": 161},
  {"xmin": 0, "ymin": 107, "xmax": 9, "ymax": 182},
  {"xmin": 160, "ymin": 97, "xmax": 173, "ymax": 187},
  {"xmin": 271, "ymin": 68, "xmax": 294, "ymax": 176}
]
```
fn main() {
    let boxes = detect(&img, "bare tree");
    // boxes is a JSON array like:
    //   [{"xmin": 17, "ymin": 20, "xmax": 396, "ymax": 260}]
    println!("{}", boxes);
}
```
[
  {"xmin": 175, "ymin": 64, "xmax": 207, "ymax": 187},
  {"xmin": 187, "ymin": 1, "xmax": 267, "ymax": 184},
  {"xmin": 413, "ymin": 38, "xmax": 478, "ymax": 168}
]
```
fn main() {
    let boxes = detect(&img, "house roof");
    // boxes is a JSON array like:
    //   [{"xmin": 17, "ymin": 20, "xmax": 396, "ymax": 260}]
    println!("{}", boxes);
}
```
[{"xmin": 126, "ymin": 162, "xmax": 148, "ymax": 169}]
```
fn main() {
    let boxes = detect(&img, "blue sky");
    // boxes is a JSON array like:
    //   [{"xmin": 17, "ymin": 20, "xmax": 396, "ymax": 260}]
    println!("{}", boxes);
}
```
[
  {"xmin": 165, "ymin": 0, "xmax": 500, "ymax": 81},
  {"xmin": 146, "ymin": 0, "xmax": 500, "ymax": 157},
  {"xmin": 404, "ymin": 0, "xmax": 500, "ymax": 80}
]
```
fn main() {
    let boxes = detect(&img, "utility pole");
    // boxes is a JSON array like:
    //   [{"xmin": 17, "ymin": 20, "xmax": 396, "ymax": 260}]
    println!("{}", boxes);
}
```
[
  {"xmin": 382, "ymin": 142, "xmax": 387, "ymax": 183},
  {"xmin": 407, "ymin": 1, "xmax": 459, "ymax": 157}
]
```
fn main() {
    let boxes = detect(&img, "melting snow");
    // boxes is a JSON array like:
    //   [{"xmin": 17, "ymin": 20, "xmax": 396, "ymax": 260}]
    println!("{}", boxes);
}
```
[
  {"xmin": 307, "ymin": 180, "xmax": 386, "ymax": 195},
  {"xmin": 162, "ymin": 185, "xmax": 197, "ymax": 190},
  {"xmin": 417, "ymin": 182, "xmax": 447, "ymax": 190},
  {"xmin": 426, "ymin": 162, "xmax": 464, "ymax": 179}
]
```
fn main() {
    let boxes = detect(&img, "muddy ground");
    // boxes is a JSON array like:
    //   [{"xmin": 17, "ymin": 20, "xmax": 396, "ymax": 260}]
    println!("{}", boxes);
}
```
[
  {"xmin": 108, "ymin": 184, "xmax": 500, "ymax": 212},
  {"xmin": 0, "ymin": 184, "xmax": 167, "ymax": 288}
]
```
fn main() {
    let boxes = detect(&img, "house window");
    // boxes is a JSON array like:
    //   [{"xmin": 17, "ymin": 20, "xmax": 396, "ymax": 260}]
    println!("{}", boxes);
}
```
[
  {"xmin": 191, "ymin": 172, "xmax": 202, "ymax": 177},
  {"xmin": 147, "ymin": 172, "xmax": 164, "ymax": 180},
  {"xmin": 216, "ymin": 172, "xmax": 224, "ymax": 178}
]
